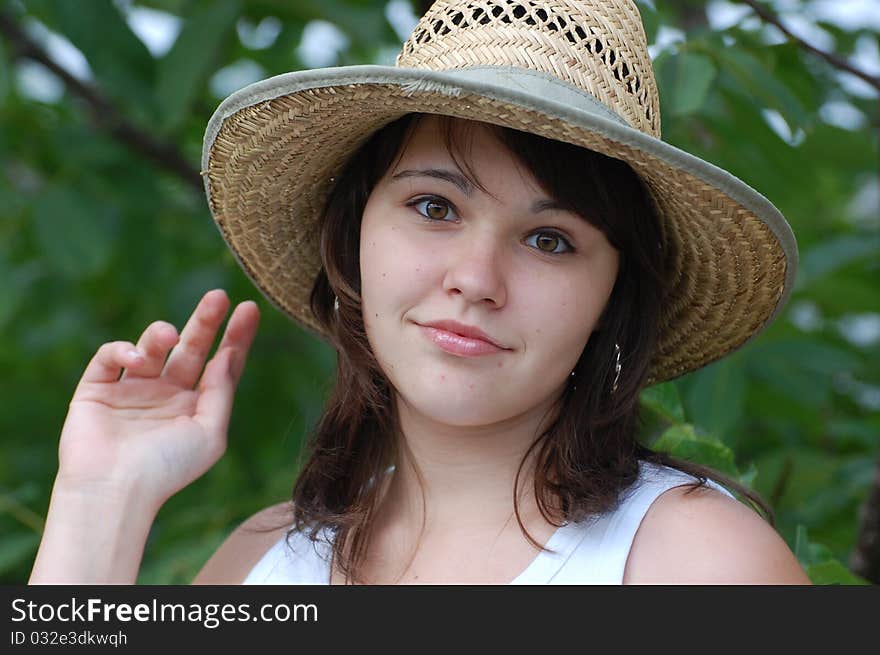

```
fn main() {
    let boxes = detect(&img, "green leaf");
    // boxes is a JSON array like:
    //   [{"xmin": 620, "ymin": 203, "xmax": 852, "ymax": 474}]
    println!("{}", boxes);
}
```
[
  {"xmin": 749, "ymin": 338, "xmax": 862, "ymax": 376},
  {"xmin": 0, "ymin": 532, "xmax": 39, "ymax": 575},
  {"xmin": 806, "ymin": 560, "xmax": 869, "ymax": 585},
  {"xmin": 26, "ymin": 0, "xmax": 156, "ymax": 119},
  {"xmin": 808, "ymin": 270, "xmax": 880, "ymax": 316},
  {"xmin": 713, "ymin": 47, "xmax": 809, "ymax": 129},
  {"xmin": 827, "ymin": 420, "xmax": 880, "ymax": 449},
  {"xmin": 635, "ymin": 1, "xmax": 660, "ymax": 45},
  {"xmin": 652, "ymin": 424, "xmax": 739, "ymax": 477},
  {"xmin": 797, "ymin": 233, "xmax": 880, "ymax": 288},
  {"xmin": 655, "ymin": 50, "xmax": 717, "ymax": 116},
  {"xmin": 680, "ymin": 356, "xmax": 746, "ymax": 441},
  {"xmin": 791, "ymin": 522, "xmax": 866, "ymax": 582},
  {"xmin": 795, "ymin": 456, "xmax": 875, "ymax": 528},
  {"xmin": 640, "ymin": 382, "xmax": 686, "ymax": 423},
  {"xmin": 793, "ymin": 524, "xmax": 809, "ymax": 562},
  {"xmin": 793, "ymin": 524, "xmax": 836, "ymax": 565},
  {"xmin": 155, "ymin": 0, "xmax": 241, "ymax": 134},
  {"xmin": 289, "ymin": 0, "xmax": 386, "ymax": 49},
  {"xmin": 738, "ymin": 461, "xmax": 758, "ymax": 489},
  {"xmin": 0, "ymin": 259, "xmax": 40, "ymax": 331},
  {"xmin": 0, "ymin": 38, "xmax": 10, "ymax": 107},
  {"xmin": 745, "ymin": 335, "xmax": 864, "ymax": 413},
  {"xmin": 31, "ymin": 186, "xmax": 117, "ymax": 279}
]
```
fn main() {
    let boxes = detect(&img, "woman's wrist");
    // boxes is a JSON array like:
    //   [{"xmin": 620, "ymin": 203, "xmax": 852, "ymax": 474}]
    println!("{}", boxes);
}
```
[{"xmin": 29, "ymin": 477, "xmax": 162, "ymax": 584}]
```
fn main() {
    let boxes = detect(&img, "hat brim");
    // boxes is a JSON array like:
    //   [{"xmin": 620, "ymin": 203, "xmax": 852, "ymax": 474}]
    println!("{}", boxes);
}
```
[{"xmin": 202, "ymin": 65, "xmax": 797, "ymax": 384}]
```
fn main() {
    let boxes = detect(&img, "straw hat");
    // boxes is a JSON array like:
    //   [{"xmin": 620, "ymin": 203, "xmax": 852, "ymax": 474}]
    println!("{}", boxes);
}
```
[{"xmin": 201, "ymin": 0, "xmax": 797, "ymax": 384}]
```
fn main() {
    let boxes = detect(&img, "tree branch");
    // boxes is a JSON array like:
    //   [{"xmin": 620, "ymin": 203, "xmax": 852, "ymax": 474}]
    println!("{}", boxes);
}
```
[
  {"xmin": 0, "ymin": 9, "xmax": 204, "ymax": 193},
  {"xmin": 739, "ymin": 0, "xmax": 880, "ymax": 93}
]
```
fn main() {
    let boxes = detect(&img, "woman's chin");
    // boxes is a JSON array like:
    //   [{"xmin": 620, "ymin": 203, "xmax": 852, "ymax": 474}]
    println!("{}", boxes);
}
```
[{"xmin": 396, "ymin": 386, "xmax": 552, "ymax": 429}]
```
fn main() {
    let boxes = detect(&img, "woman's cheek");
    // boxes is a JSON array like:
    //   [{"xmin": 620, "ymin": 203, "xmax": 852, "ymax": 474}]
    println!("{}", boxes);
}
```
[
  {"xmin": 386, "ymin": 224, "xmax": 437, "ymax": 279},
  {"xmin": 362, "ymin": 223, "xmax": 432, "ymax": 313},
  {"xmin": 537, "ymin": 279, "xmax": 602, "ymax": 359}
]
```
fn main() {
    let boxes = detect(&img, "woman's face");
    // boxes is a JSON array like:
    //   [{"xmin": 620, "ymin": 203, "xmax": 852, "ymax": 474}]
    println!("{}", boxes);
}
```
[{"xmin": 359, "ymin": 117, "xmax": 620, "ymax": 427}]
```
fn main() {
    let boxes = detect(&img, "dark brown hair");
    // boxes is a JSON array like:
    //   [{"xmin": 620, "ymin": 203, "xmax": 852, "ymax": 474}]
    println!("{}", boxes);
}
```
[{"xmin": 291, "ymin": 113, "xmax": 770, "ymax": 583}]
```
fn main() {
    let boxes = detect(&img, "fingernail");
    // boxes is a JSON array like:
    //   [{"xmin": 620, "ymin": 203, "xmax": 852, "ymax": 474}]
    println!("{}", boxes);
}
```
[{"xmin": 127, "ymin": 349, "xmax": 144, "ymax": 361}]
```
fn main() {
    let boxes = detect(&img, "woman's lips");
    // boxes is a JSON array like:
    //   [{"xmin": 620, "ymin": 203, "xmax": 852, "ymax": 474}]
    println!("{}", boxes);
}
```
[{"xmin": 418, "ymin": 325, "xmax": 505, "ymax": 357}]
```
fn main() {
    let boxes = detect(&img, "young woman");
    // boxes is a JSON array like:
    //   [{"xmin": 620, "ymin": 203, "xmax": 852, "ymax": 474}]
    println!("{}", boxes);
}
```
[{"xmin": 29, "ymin": 0, "xmax": 810, "ymax": 585}]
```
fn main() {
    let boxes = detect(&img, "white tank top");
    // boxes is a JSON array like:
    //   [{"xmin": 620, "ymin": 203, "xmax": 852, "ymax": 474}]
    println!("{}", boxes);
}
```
[{"xmin": 242, "ymin": 461, "xmax": 733, "ymax": 585}]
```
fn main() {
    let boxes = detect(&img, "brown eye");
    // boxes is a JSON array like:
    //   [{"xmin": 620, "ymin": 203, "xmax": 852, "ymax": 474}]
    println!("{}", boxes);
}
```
[
  {"xmin": 411, "ymin": 197, "xmax": 456, "ymax": 221},
  {"xmin": 536, "ymin": 233, "xmax": 560, "ymax": 252},
  {"xmin": 425, "ymin": 200, "xmax": 449, "ymax": 220},
  {"xmin": 527, "ymin": 231, "xmax": 572, "ymax": 254}
]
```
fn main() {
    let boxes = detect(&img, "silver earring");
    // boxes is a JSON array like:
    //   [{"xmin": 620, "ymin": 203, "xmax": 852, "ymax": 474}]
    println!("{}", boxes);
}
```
[
  {"xmin": 333, "ymin": 295, "xmax": 339, "ymax": 314},
  {"xmin": 611, "ymin": 343, "xmax": 622, "ymax": 394}
]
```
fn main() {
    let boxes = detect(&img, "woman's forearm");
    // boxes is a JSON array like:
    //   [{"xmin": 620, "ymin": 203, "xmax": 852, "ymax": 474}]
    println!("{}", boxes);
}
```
[{"xmin": 29, "ymin": 478, "xmax": 160, "ymax": 584}]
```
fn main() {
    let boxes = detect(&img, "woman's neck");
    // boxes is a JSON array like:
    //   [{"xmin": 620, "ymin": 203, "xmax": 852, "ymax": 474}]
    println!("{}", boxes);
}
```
[
  {"xmin": 380, "ymin": 392, "xmax": 563, "ymax": 535},
  {"xmin": 334, "ymin": 393, "xmax": 568, "ymax": 584}
]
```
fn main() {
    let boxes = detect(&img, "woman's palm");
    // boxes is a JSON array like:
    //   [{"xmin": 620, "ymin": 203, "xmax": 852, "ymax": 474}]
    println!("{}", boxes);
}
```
[{"xmin": 56, "ymin": 290, "xmax": 260, "ymax": 508}]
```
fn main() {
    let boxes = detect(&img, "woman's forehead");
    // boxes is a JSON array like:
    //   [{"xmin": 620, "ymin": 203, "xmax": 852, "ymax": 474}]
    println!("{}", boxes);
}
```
[
  {"xmin": 396, "ymin": 115, "xmax": 497, "ymax": 161},
  {"xmin": 389, "ymin": 115, "xmax": 544, "ymax": 196}
]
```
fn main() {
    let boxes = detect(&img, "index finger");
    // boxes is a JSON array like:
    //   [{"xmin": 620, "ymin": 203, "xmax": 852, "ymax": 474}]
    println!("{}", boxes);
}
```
[{"xmin": 78, "ymin": 341, "xmax": 144, "ymax": 387}]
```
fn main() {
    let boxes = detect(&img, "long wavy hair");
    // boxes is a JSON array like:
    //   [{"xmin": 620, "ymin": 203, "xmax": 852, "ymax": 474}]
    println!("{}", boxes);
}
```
[{"xmin": 288, "ymin": 113, "xmax": 769, "ymax": 583}]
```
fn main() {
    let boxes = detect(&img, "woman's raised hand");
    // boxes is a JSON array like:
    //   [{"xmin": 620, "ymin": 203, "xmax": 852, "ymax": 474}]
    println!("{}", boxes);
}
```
[
  {"xmin": 29, "ymin": 289, "xmax": 259, "ymax": 583},
  {"xmin": 56, "ymin": 289, "xmax": 260, "ymax": 511}
]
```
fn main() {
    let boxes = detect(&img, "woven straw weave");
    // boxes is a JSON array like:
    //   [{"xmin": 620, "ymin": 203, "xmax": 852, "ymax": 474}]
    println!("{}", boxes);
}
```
[{"xmin": 398, "ymin": 0, "xmax": 660, "ymax": 137}]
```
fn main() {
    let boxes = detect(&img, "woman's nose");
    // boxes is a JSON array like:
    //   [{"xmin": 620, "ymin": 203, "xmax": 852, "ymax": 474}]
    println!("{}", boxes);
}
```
[{"xmin": 441, "ymin": 230, "xmax": 508, "ymax": 308}]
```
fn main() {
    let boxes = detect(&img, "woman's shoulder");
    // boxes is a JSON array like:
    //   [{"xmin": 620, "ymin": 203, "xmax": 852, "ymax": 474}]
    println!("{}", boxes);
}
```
[
  {"xmin": 192, "ymin": 501, "xmax": 293, "ymax": 585},
  {"xmin": 622, "ymin": 480, "xmax": 811, "ymax": 584}
]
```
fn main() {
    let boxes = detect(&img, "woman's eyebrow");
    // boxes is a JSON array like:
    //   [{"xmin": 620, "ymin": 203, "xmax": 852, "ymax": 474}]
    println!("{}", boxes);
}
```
[
  {"xmin": 390, "ymin": 168, "xmax": 473, "ymax": 196},
  {"xmin": 531, "ymin": 198, "xmax": 564, "ymax": 213},
  {"xmin": 390, "ymin": 169, "xmax": 569, "ymax": 217}
]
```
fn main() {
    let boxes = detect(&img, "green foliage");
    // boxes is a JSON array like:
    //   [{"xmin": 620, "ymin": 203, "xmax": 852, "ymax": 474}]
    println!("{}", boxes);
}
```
[
  {"xmin": 24, "ymin": 0, "xmax": 158, "ymax": 121},
  {"xmin": 155, "ymin": 0, "xmax": 241, "ymax": 134},
  {"xmin": 1, "ymin": 0, "xmax": 877, "ymax": 585},
  {"xmin": 653, "ymin": 50, "xmax": 717, "ymax": 116},
  {"xmin": 639, "ymin": 382, "xmax": 685, "ymax": 424},
  {"xmin": 653, "ymin": 424, "xmax": 741, "ymax": 478},
  {"xmin": 32, "ymin": 185, "xmax": 118, "ymax": 279},
  {"xmin": 795, "ymin": 526, "xmax": 870, "ymax": 585}
]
